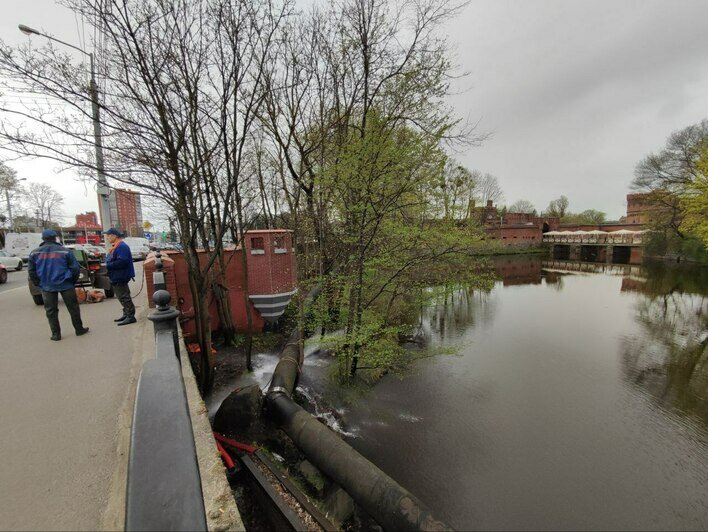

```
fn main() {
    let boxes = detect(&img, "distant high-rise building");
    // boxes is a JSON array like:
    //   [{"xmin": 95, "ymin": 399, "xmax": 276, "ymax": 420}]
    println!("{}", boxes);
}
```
[
  {"xmin": 108, "ymin": 188, "xmax": 143, "ymax": 236},
  {"xmin": 75, "ymin": 211, "xmax": 100, "ymax": 228}
]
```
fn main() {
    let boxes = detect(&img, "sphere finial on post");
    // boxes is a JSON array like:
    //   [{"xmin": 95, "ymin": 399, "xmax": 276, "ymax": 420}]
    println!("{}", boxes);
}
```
[{"xmin": 153, "ymin": 289, "xmax": 171, "ymax": 310}]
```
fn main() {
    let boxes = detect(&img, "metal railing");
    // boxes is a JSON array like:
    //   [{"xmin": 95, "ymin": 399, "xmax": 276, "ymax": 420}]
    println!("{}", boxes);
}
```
[{"xmin": 125, "ymin": 256, "xmax": 206, "ymax": 531}]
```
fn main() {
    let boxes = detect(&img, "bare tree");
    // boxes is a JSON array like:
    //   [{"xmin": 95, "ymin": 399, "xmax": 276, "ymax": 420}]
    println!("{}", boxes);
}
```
[
  {"xmin": 632, "ymin": 120, "xmax": 708, "ymax": 243},
  {"xmin": 546, "ymin": 195, "xmax": 569, "ymax": 218},
  {"xmin": 24, "ymin": 182, "xmax": 64, "ymax": 225},
  {"xmin": 0, "ymin": 161, "xmax": 25, "ymax": 227},
  {"xmin": 435, "ymin": 160, "xmax": 478, "ymax": 220},
  {"xmin": 474, "ymin": 173, "xmax": 504, "ymax": 205},
  {"xmin": 633, "ymin": 120, "xmax": 708, "ymax": 192},
  {"xmin": 0, "ymin": 0, "xmax": 288, "ymax": 392},
  {"xmin": 508, "ymin": 199, "xmax": 536, "ymax": 214}
]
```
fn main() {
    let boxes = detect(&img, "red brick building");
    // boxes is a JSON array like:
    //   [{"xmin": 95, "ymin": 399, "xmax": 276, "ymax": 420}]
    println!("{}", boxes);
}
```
[
  {"xmin": 625, "ymin": 192, "xmax": 653, "ymax": 225},
  {"xmin": 477, "ymin": 200, "xmax": 560, "ymax": 246},
  {"xmin": 75, "ymin": 211, "xmax": 100, "ymax": 228},
  {"xmin": 105, "ymin": 188, "xmax": 144, "ymax": 236},
  {"xmin": 144, "ymin": 229, "xmax": 297, "ymax": 335},
  {"xmin": 59, "ymin": 211, "xmax": 102, "ymax": 245}
]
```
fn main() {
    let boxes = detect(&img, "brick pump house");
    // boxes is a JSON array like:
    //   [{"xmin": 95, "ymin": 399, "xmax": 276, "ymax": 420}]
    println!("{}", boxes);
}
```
[{"xmin": 144, "ymin": 230, "xmax": 297, "ymax": 336}]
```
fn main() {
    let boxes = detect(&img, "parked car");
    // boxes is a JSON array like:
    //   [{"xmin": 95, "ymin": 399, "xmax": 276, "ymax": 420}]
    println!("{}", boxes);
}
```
[
  {"xmin": 83, "ymin": 244, "xmax": 107, "ymax": 261},
  {"xmin": 28, "ymin": 245, "xmax": 114, "ymax": 305},
  {"xmin": 0, "ymin": 249, "xmax": 24, "ymax": 271},
  {"xmin": 122, "ymin": 237, "xmax": 151, "ymax": 261},
  {"xmin": 0, "ymin": 263, "xmax": 7, "ymax": 284}
]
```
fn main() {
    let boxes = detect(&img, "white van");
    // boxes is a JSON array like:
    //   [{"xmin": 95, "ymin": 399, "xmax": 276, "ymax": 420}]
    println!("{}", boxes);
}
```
[
  {"xmin": 4, "ymin": 232, "xmax": 44, "ymax": 261},
  {"xmin": 122, "ymin": 237, "xmax": 151, "ymax": 261}
]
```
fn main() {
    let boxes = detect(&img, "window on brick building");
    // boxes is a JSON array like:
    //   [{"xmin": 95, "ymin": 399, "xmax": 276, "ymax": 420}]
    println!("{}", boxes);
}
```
[
  {"xmin": 274, "ymin": 235, "xmax": 287, "ymax": 254},
  {"xmin": 250, "ymin": 237, "xmax": 265, "ymax": 255}
]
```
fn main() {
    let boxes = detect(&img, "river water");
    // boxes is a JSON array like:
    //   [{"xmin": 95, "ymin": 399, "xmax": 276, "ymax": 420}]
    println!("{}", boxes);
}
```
[{"xmin": 297, "ymin": 255, "xmax": 708, "ymax": 530}]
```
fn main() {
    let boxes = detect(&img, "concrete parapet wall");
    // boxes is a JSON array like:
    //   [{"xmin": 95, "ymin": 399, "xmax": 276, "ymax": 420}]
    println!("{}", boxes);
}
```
[
  {"xmin": 177, "ymin": 326, "xmax": 244, "ymax": 531},
  {"xmin": 103, "ymin": 298, "xmax": 243, "ymax": 531}
]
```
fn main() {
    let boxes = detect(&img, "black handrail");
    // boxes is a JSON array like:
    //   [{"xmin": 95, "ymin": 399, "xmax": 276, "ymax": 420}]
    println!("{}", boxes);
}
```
[{"xmin": 124, "ymin": 288, "xmax": 207, "ymax": 531}]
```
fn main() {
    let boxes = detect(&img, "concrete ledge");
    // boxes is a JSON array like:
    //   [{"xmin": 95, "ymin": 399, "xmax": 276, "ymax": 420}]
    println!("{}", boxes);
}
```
[
  {"xmin": 178, "ymin": 331, "xmax": 244, "ymax": 531},
  {"xmin": 102, "ymin": 282, "xmax": 242, "ymax": 531},
  {"xmin": 102, "ymin": 286, "xmax": 152, "ymax": 531}
]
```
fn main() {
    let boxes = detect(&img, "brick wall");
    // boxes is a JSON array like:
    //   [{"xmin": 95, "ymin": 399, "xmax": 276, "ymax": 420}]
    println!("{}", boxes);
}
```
[
  {"xmin": 245, "ymin": 230, "xmax": 296, "ymax": 295},
  {"xmin": 494, "ymin": 256, "xmax": 543, "ymax": 286},
  {"xmin": 144, "ymin": 230, "xmax": 297, "ymax": 337},
  {"xmin": 626, "ymin": 192, "xmax": 652, "ymax": 225},
  {"xmin": 486, "ymin": 225, "xmax": 542, "ymax": 245},
  {"xmin": 76, "ymin": 211, "xmax": 99, "ymax": 227}
]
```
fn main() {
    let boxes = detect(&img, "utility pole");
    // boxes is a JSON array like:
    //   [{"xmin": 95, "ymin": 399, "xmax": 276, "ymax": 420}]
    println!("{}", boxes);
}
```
[
  {"xmin": 88, "ymin": 52, "xmax": 112, "ymax": 233},
  {"xmin": 19, "ymin": 24, "xmax": 113, "ymax": 232}
]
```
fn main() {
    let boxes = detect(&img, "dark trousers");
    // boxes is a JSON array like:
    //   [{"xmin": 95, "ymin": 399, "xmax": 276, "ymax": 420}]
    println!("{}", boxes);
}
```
[
  {"xmin": 113, "ymin": 283, "xmax": 135, "ymax": 317},
  {"xmin": 43, "ymin": 288, "xmax": 84, "ymax": 335}
]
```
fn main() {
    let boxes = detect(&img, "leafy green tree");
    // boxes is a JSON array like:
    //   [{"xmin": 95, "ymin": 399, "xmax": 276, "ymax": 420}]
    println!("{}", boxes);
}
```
[
  {"xmin": 679, "ymin": 141, "xmax": 708, "ymax": 248},
  {"xmin": 260, "ymin": 0, "xmax": 485, "ymax": 379}
]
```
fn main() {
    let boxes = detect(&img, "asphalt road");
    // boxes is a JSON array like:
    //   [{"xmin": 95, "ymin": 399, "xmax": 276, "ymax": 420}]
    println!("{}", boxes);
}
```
[{"xmin": 0, "ymin": 264, "xmax": 147, "ymax": 530}]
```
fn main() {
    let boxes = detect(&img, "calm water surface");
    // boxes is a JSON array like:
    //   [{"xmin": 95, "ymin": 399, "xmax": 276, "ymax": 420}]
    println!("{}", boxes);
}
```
[{"xmin": 301, "ymin": 256, "xmax": 708, "ymax": 530}]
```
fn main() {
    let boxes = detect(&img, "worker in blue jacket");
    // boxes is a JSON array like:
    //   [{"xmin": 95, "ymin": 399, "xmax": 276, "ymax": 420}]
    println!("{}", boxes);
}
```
[
  {"xmin": 104, "ymin": 228, "xmax": 136, "ymax": 325},
  {"xmin": 28, "ymin": 229, "xmax": 89, "ymax": 341}
]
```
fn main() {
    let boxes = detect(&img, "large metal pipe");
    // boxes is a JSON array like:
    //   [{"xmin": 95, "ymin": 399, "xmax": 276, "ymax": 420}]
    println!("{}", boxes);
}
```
[{"xmin": 266, "ymin": 295, "xmax": 452, "ymax": 531}]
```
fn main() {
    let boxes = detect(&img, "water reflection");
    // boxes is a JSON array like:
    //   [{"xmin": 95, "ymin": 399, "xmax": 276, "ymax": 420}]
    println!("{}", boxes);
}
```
[
  {"xmin": 423, "ymin": 286, "xmax": 496, "ymax": 341},
  {"xmin": 509, "ymin": 256, "xmax": 708, "ymax": 428},
  {"xmin": 418, "ymin": 255, "xmax": 708, "ymax": 426},
  {"xmin": 323, "ymin": 254, "xmax": 708, "ymax": 530},
  {"xmin": 619, "ymin": 263, "xmax": 708, "ymax": 428}
]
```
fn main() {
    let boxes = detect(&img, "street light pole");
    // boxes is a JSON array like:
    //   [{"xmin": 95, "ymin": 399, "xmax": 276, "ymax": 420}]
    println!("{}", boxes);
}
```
[{"xmin": 18, "ymin": 24, "xmax": 113, "ymax": 232}]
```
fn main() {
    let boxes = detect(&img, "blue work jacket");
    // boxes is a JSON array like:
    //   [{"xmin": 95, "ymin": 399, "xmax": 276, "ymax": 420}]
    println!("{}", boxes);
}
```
[
  {"xmin": 106, "ymin": 240, "xmax": 135, "ymax": 284},
  {"xmin": 28, "ymin": 241, "xmax": 80, "ymax": 292}
]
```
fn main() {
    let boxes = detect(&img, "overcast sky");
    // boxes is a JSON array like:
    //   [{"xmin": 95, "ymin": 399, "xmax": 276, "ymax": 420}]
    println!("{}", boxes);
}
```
[
  {"xmin": 2, "ymin": 0, "xmax": 708, "ymax": 223},
  {"xmin": 444, "ymin": 0, "xmax": 708, "ymax": 218}
]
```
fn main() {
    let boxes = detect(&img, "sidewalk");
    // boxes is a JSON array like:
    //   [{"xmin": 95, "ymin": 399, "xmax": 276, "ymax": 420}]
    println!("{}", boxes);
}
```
[{"xmin": 0, "ymin": 269, "xmax": 148, "ymax": 530}]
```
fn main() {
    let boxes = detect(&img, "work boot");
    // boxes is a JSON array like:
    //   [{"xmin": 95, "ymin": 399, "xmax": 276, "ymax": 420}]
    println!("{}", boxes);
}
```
[
  {"xmin": 117, "ymin": 316, "xmax": 137, "ymax": 326},
  {"xmin": 50, "ymin": 333, "xmax": 61, "ymax": 341},
  {"xmin": 76, "ymin": 327, "xmax": 90, "ymax": 336},
  {"xmin": 113, "ymin": 315, "xmax": 126, "ymax": 322}
]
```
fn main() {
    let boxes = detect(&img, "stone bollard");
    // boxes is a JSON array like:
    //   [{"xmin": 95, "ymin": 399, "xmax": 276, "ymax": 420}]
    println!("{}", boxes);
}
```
[{"xmin": 153, "ymin": 250, "xmax": 167, "ymax": 291}]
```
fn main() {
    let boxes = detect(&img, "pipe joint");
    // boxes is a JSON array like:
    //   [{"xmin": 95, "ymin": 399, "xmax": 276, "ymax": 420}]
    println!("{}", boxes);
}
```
[{"xmin": 268, "ymin": 386, "xmax": 291, "ymax": 398}]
